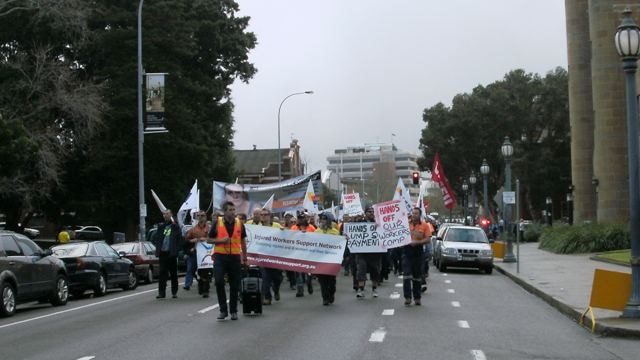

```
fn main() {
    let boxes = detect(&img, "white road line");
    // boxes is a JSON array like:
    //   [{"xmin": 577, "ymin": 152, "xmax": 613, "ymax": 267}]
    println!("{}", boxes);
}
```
[
  {"xmin": 369, "ymin": 327, "xmax": 387, "ymax": 342},
  {"xmin": 397, "ymin": 275, "xmax": 404, "ymax": 279},
  {"xmin": 451, "ymin": 301, "xmax": 461, "ymax": 307},
  {"xmin": 444, "ymin": 279, "xmax": 452, "ymax": 284},
  {"xmin": 457, "ymin": 320, "xmax": 470, "ymax": 328},
  {"xmin": 390, "ymin": 292, "xmax": 401, "ymax": 299},
  {"xmin": 382, "ymin": 309, "xmax": 395, "ymax": 316},
  {"xmin": 447, "ymin": 289, "xmax": 455, "ymax": 293},
  {"xmin": 197, "ymin": 304, "xmax": 219, "ymax": 314},
  {"xmin": 395, "ymin": 283, "xmax": 403, "ymax": 287},
  {"xmin": 471, "ymin": 350, "xmax": 487, "ymax": 360},
  {"xmin": 442, "ymin": 273, "xmax": 448, "ymax": 276},
  {"xmin": 76, "ymin": 357, "xmax": 96, "ymax": 360},
  {"xmin": 0, "ymin": 288, "xmax": 157, "ymax": 330}
]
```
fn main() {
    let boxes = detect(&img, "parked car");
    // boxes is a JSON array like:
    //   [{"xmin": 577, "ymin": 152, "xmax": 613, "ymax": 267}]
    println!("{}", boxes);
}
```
[
  {"xmin": 436, "ymin": 225, "xmax": 494, "ymax": 274},
  {"xmin": 50, "ymin": 241, "xmax": 137, "ymax": 297},
  {"xmin": 0, "ymin": 222, "xmax": 41, "ymax": 240},
  {"xmin": 111, "ymin": 241, "xmax": 159, "ymax": 284},
  {"xmin": 73, "ymin": 226, "xmax": 104, "ymax": 240},
  {"xmin": 0, "ymin": 230, "xmax": 68, "ymax": 317}
]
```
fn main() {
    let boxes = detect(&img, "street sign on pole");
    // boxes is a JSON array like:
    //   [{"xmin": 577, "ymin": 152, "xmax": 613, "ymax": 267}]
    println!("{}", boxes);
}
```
[{"xmin": 503, "ymin": 191, "xmax": 516, "ymax": 205}]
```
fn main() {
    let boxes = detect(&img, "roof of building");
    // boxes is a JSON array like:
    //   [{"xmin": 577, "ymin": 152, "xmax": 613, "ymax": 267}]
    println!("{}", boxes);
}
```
[{"xmin": 233, "ymin": 148, "xmax": 284, "ymax": 174}]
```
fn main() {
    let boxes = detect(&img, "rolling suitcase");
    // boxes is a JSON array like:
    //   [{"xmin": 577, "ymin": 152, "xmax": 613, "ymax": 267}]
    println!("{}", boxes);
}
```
[{"xmin": 241, "ymin": 266, "xmax": 263, "ymax": 315}]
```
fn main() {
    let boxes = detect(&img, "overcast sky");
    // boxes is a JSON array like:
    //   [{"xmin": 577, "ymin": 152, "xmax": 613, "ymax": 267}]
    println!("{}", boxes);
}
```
[{"xmin": 230, "ymin": 0, "xmax": 568, "ymax": 172}]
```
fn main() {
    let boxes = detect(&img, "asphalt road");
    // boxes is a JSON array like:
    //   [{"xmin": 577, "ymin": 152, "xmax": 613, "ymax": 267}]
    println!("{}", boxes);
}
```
[{"xmin": 1, "ymin": 267, "xmax": 637, "ymax": 360}]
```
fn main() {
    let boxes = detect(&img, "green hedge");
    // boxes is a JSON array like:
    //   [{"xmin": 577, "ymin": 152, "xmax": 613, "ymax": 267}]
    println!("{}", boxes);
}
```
[
  {"xmin": 538, "ymin": 223, "xmax": 630, "ymax": 254},
  {"xmin": 522, "ymin": 223, "xmax": 544, "ymax": 242}
]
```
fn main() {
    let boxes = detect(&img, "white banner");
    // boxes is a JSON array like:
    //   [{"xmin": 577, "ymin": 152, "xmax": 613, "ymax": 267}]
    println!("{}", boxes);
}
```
[
  {"xmin": 195, "ymin": 242, "xmax": 213, "ymax": 269},
  {"xmin": 373, "ymin": 199, "xmax": 411, "ymax": 249},
  {"xmin": 343, "ymin": 222, "xmax": 386, "ymax": 253},
  {"xmin": 342, "ymin": 192, "xmax": 364, "ymax": 216},
  {"xmin": 245, "ymin": 224, "xmax": 345, "ymax": 276}
]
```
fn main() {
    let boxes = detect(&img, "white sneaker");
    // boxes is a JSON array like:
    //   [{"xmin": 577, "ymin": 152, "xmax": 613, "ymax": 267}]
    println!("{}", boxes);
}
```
[
  {"xmin": 372, "ymin": 289, "xmax": 378, "ymax": 298},
  {"xmin": 356, "ymin": 289, "xmax": 364, "ymax": 298}
]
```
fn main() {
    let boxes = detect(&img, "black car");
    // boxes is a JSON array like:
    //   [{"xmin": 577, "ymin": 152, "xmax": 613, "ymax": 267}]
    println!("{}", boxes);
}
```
[
  {"xmin": 0, "ymin": 230, "xmax": 69, "ymax": 317},
  {"xmin": 50, "ymin": 241, "xmax": 137, "ymax": 297}
]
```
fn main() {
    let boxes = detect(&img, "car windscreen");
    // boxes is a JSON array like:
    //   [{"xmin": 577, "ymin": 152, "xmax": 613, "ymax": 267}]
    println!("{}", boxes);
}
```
[
  {"xmin": 52, "ymin": 243, "xmax": 89, "ymax": 257},
  {"xmin": 445, "ymin": 228, "xmax": 488, "ymax": 243},
  {"xmin": 111, "ymin": 243, "xmax": 138, "ymax": 253}
]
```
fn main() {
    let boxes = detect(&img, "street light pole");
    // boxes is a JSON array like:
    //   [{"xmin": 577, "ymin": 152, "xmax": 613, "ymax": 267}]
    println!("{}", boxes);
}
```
[
  {"xmin": 480, "ymin": 159, "xmax": 490, "ymax": 219},
  {"xmin": 277, "ymin": 91, "xmax": 313, "ymax": 181},
  {"xmin": 615, "ymin": 8, "xmax": 640, "ymax": 318},
  {"xmin": 469, "ymin": 172, "xmax": 477, "ymax": 225},
  {"xmin": 502, "ymin": 137, "xmax": 516, "ymax": 263},
  {"xmin": 545, "ymin": 196, "xmax": 553, "ymax": 226},
  {"xmin": 137, "ymin": 0, "xmax": 146, "ymax": 242},
  {"xmin": 462, "ymin": 181, "xmax": 469, "ymax": 224}
]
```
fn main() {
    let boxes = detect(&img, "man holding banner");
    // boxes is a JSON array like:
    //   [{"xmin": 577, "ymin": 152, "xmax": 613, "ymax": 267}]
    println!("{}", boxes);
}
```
[
  {"xmin": 186, "ymin": 211, "xmax": 212, "ymax": 298},
  {"xmin": 355, "ymin": 206, "xmax": 384, "ymax": 299},
  {"xmin": 403, "ymin": 207, "xmax": 432, "ymax": 306},
  {"xmin": 257, "ymin": 208, "xmax": 283, "ymax": 305}
]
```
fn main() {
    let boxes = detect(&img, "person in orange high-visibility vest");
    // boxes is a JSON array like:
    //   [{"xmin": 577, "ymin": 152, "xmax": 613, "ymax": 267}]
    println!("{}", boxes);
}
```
[{"xmin": 207, "ymin": 201, "xmax": 247, "ymax": 321}]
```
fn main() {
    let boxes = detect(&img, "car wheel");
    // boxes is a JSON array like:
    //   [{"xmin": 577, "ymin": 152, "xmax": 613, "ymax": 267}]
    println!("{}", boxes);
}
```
[
  {"xmin": 1, "ymin": 281, "xmax": 16, "ymax": 317},
  {"xmin": 484, "ymin": 266, "xmax": 493, "ymax": 275},
  {"xmin": 145, "ymin": 266, "xmax": 154, "ymax": 284},
  {"xmin": 50, "ymin": 274, "xmax": 69, "ymax": 306},
  {"xmin": 438, "ymin": 261, "xmax": 447, "ymax": 272},
  {"xmin": 94, "ymin": 272, "xmax": 107, "ymax": 297},
  {"xmin": 123, "ymin": 268, "xmax": 138, "ymax": 290}
]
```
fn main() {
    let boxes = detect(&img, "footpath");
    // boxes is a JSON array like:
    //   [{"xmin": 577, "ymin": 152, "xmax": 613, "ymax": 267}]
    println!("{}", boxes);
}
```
[{"xmin": 493, "ymin": 242, "xmax": 640, "ymax": 338}]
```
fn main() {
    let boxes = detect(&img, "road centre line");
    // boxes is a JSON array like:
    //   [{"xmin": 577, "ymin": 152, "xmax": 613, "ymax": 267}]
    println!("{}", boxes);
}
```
[
  {"xmin": 198, "ymin": 304, "xmax": 220, "ymax": 314},
  {"xmin": 76, "ymin": 357, "xmax": 96, "ymax": 360},
  {"xmin": 390, "ymin": 292, "xmax": 401, "ymax": 299},
  {"xmin": 369, "ymin": 327, "xmax": 387, "ymax": 342},
  {"xmin": 382, "ymin": 309, "xmax": 395, "ymax": 316},
  {"xmin": 457, "ymin": 320, "xmax": 470, "ymax": 328},
  {"xmin": 447, "ymin": 289, "xmax": 455, "ymax": 293},
  {"xmin": 442, "ymin": 273, "xmax": 448, "ymax": 276},
  {"xmin": 451, "ymin": 301, "xmax": 461, "ymax": 307},
  {"xmin": 471, "ymin": 350, "xmax": 487, "ymax": 360},
  {"xmin": 444, "ymin": 280, "xmax": 452, "ymax": 284},
  {"xmin": 0, "ymin": 288, "xmax": 157, "ymax": 330},
  {"xmin": 395, "ymin": 283, "xmax": 403, "ymax": 287}
]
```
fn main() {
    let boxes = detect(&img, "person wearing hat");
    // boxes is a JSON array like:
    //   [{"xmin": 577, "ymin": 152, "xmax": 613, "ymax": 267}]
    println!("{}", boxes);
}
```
[
  {"xmin": 316, "ymin": 212, "xmax": 340, "ymax": 305},
  {"xmin": 291, "ymin": 210, "xmax": 316, "ymax": 297},
  {"xmin": 224, "ymin": 183, "xmax": 250, "ymax": 217},
  {"xmin": 355, "ymin": 206, "xmax": 384, "ymax": 299}
]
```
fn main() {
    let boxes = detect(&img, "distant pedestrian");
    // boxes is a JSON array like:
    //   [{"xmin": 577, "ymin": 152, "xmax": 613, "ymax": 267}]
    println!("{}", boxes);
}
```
[
  {"xmin": 208, "ymin": 201, "xmax": 247, "ymax": 321},
  {"xmin": 315, "ymin": 212, "xmax": 340, "ymax": 306},
  {"xmin": 57, "ymin": 227, "xmax": 70, "ymax": 244},
  {"xmin": 257, "ymin": 208, "xmax": 283, "ymax": 305},
  {"xmin": 153, "ymin": 209, "xmax": 182, "ymax": 299},
  {"xmin": 290, "ymin": 210, "xmax": 316, "ymax": 297},
  {"xmin": 186, "ymin": 211, "xmax": 212, "ymax": 298},
  {"xmin": 403, "ymin": 207, "xmax": 431, "ymax": 306}
]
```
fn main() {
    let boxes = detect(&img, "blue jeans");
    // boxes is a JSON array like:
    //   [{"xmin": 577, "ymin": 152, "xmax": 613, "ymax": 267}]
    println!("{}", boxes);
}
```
[
  {"xmin": 296, "ymin": 272, "xmax": 312, "ymax": 293},
  {"xmin": 184, "ymin": 253, "xmax": 197, "ymax": 288},
  {"xmin": 261, "ymin": 268, "xmax": 282, "ymax": 300}
]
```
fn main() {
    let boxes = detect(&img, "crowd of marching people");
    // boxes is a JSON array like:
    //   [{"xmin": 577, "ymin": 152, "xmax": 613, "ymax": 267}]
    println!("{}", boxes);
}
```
[{"xmin": 151, "ymin": 202, "xmax": 436, "ymax": 321}]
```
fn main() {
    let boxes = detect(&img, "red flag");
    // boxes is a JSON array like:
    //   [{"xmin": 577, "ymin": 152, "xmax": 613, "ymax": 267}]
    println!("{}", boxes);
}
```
[{"xmin": 431, "ymin": 153, "xmax": 458, "ymax": 210}]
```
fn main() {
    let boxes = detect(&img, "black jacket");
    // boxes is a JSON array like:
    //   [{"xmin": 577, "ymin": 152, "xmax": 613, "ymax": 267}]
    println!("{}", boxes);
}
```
[{"xmin": 153, "ymin": 221, "xmax": 182, "ymax": 257}]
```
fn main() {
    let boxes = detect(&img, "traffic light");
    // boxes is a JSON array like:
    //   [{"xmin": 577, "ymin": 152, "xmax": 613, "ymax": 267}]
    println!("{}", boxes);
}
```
[{"xmin": 412, "ymin": 171, "xmax": 420, "ymax": 185}]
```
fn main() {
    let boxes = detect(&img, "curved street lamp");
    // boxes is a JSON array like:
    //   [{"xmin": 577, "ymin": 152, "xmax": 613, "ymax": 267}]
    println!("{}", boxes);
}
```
[
  {"xmin": 277, "ymin": 91, "xmax": 313, "ymax": 181},
  {"xmin": 615, "ymin": 8, "xmax": 640, "ymax": 318},
  {"xmin": 480, "ymin": 159, "xmax": 490, "ymax": 219},
  {"xmin": 501, "ymin": 136, "xmax": 516, "ymax": 262}
]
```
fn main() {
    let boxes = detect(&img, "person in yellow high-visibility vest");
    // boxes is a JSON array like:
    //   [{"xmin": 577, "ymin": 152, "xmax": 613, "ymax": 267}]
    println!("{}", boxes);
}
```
[
  {"xmin": 57, "ymin": 228, "xmax": 70, "ymax": 244},
  {"xmin": 207, "ymin": 201, "xmax": 247, "ymax": 321}
]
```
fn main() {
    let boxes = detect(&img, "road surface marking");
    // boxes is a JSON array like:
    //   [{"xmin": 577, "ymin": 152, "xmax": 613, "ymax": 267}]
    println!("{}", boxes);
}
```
[
  {"xmin": 395, "ymin": 283, "xmax": 403, "ymax": 288},
  {"xmin": 457, "ymin": 320, "xmax": 470, "ymax": 328},
  {"xmin": 471, "ymin": 350, "xmax": 487, "ymax": 360},
  {"xmin": 444, "ymin": 280, "xmax": 452, "ymax": 284},
  {"xmin": 198, "ymin": 304, "xmax": 220, "ymax": 314},
  {"xmin": 447, "ymin": 289, "xmax": 455, "ymax": 293},
  {"xmin": 442, "ymin": 273, "xmax": 448, "ymax": 276},
  {"xmin": 76, "ymin": 357, "xmax": 96, "ymax": 360},
  {"xmin": 451, "ymin": 301, "xmax": 461, "ymax": 307},
  {"xmin": 0, "ymin": 288, "xmax": 157, "ymax": 330},
  {"xmin": 397, "ymin": 275, "xmax": 404, "ymax": 279},
  {"xmin": 369, "ymin": 327, "xmax": 387, "ymax": 342},
  {"xmin": 382, "ymin": 309, "xmax": 395, "ymax": 316},
  {"xmin": 390, "ymin": 292, "xmax": 401, "ymax": 299}
]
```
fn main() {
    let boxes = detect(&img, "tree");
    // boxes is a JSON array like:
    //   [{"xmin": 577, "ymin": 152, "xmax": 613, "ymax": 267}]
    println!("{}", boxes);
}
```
[
  {"xmin": 0, "ymin": 1, "xmax": 104, "ymax": 231},
  {"xmin": 418, "ymin": 68, "xmax": 570, "ymax": 219},
  {"xmin": 60, "ymin": 0, "xmax": 257, "ymax": 237}
]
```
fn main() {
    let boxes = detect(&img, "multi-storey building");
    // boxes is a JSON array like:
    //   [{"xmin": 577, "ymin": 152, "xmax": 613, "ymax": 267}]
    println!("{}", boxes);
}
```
[{"xmin": 326, "ymin": 143, "xmax": 420, "ymax": 200}]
